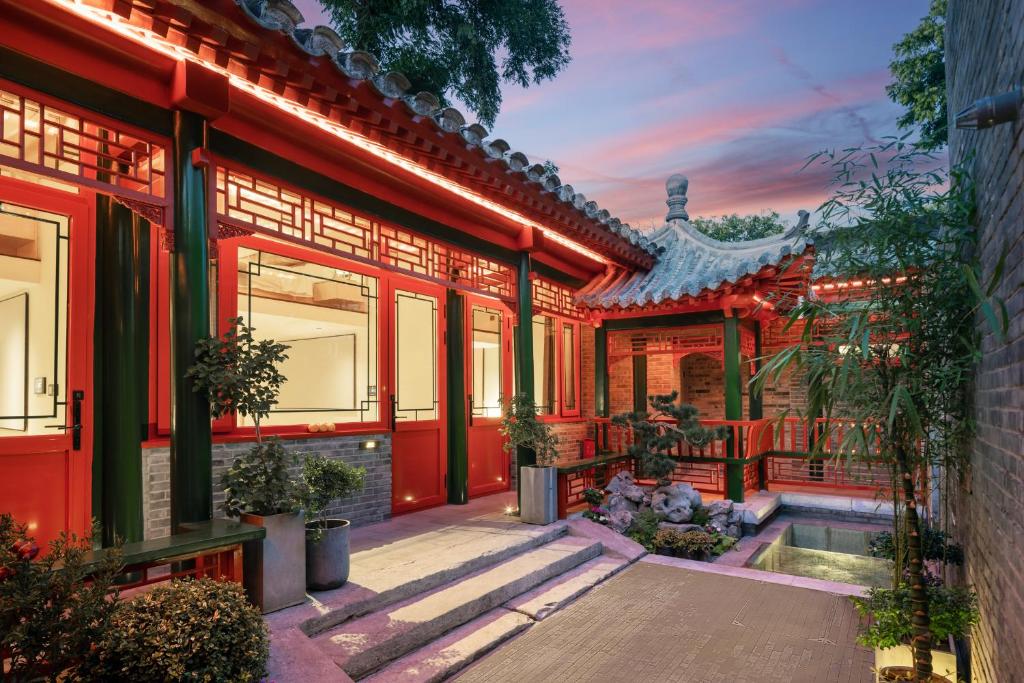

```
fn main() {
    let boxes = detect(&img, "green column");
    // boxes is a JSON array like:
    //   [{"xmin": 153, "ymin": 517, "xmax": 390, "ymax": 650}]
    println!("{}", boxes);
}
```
[
  {"xmin": 749, "ymin": 322, "xmax": 763, "ymax": 421},
  {"xmin": 446, "ymin": 290, "xmax": 469, "ymax": 504},
  {"xmin": 170, "ymin": 110, "xmax": 212, "ymax": 531},
  {"xmin": 514, "ymin": 253, "xmax": 535, "ymax": 507},
  {"xmin": 94, "ymin": 197, "xmax": 145, "ymax": 546},
  {"xmin": 595, "ymin": 325, "xmax": 609, "ymax": 418},
  {"xmin": 723, "ymin": 316, "xmax": 744, "ymax": 502},
  {"xmin": 632, "ymin": 353, "xmax": 647, "ymax": 412}
]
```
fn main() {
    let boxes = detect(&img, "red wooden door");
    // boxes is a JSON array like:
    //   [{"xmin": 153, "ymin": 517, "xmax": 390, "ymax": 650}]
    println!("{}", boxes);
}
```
[
  {"xmin": 465, "ymin": 296, "xmax": 513, "ymax": 498},
  {"xmin": 0, "ymin": 177, "xmax": 94, "ymax": 548},
  {"xmin": 388, "ymin": 278, "xmax": 446, "ymax": 514}
]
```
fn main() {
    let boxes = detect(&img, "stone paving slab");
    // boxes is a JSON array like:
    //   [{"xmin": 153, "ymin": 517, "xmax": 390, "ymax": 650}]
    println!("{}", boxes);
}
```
[
  {"xmin": 362, "ymin": 608, "xmax": 533, "ymax": 683},
  {"xmin": 456, "ymin": 561, "xmax": 874, "ymax": 683},
  {"xmin": 506, "ymin": 555, "xmax": 629, "ymax": 620},
  {"xmin": 317, "ymin": 537, "xmax": 603, "ymax": 679}
]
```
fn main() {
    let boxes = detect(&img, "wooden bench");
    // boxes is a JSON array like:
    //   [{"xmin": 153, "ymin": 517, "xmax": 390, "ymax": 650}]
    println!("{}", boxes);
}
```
[{"xmin": 80, "ymin": 519, "xmax": 266, "ymax": 590}]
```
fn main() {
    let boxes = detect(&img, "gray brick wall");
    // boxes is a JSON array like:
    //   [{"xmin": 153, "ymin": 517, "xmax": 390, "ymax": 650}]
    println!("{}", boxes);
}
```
[
  {"xmin": 142, "ymin": 434, "xmax": 391, "ymax": 540},
  {"xmin": 946, "ymin": 2, "xmax": 1024, "ymax": 681}
]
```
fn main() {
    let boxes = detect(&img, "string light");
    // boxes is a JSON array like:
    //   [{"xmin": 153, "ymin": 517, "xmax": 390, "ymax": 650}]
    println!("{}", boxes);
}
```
[{"xmin": 48, "ymin": 0, "xmax": 611, "ymax": 264}]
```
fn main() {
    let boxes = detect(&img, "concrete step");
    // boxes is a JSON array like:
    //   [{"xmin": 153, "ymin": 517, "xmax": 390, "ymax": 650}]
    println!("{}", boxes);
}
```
[
  {"xmin": 284, "ymin": 521, "xmax": 569, "ymax": 636},
  {"xmin": 360, "ymin": 609, "xmax": 532, "ymax": 683},
  {"xmin": 504, "ymin": 554, "xmax": 629, "ymax": 620},
  {"xmin": 316, "ymin": 536, "xmax": 603, "ymax": 679}
]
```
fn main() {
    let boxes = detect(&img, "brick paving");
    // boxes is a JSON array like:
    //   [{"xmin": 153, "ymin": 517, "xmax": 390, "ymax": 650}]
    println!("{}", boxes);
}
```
[{"xmin": 456, "ymin": 561, "xmax": 873, "ymax": 683}]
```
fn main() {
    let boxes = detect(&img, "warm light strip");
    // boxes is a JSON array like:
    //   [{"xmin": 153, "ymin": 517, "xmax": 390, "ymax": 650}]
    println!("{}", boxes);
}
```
[{"xmin": 48, "ymin": 0, "xmax": 611, "ymax": 264}]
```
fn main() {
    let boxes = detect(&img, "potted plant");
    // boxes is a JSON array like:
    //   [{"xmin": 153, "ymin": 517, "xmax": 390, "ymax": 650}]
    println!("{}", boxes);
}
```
[
  {"xmin": 851, "ymin": 585, "xmax": 978, "ymax": 682},
  {"xmin": 500, "ymin": 393, "xmax": 559, "ymax": 525},
  {"xmin": 300, "ymin": 455, "xmax": 366, "ymax": 591},
  {"xmin": 188, "ymin": 317, "xmax": 304, "ymax": 613}
]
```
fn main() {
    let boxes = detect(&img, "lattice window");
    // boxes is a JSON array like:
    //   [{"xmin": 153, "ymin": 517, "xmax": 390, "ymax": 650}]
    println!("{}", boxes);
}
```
[
  {"xmin": 215, "ymin": 165, "xmax": 515, "ymax": 299},
  {"xmin": 740, "ymin": 325, "xmax": 756, "ymax": 358},
  {"xmin": 608, "ymin": 325, "xmax": 723, "ymax": 359},
  {"xmin": 0, "ymin": 84, "xmax": 166, "ymax": 204},
  {"xmin": 532, "ymin": 276, "xmax": 587, "ymax": 321}
]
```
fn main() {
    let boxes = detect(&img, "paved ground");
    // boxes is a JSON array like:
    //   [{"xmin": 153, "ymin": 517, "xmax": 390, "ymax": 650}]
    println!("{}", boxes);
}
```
[{"xmin": 456, "ymin": 560, "xmax": 874, "ymax": 683}]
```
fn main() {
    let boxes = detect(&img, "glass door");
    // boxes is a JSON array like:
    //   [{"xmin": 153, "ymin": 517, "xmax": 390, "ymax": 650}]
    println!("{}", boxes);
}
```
[
  {"xmin": 465, "ymin": 296, "xmax": 512, "ymax": 497},
  {"xmin": 389, "ymin": 279, "xmax": 446, "ymax": 513},
  {"xmin": 0, "ymin": 177, "xmax": 94, "ymax": 548}
]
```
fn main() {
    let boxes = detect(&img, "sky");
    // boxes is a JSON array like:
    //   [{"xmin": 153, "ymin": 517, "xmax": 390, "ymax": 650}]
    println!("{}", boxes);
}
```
[{"xmin": 292, "ymin": 0, "xmax": 933, "ymax": 229}]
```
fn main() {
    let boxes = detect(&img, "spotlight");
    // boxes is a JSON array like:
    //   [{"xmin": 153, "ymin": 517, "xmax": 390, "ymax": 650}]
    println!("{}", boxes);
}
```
[{"xmin": 956, "ymin": 88, "xmax": 1022, "ymax": 129}]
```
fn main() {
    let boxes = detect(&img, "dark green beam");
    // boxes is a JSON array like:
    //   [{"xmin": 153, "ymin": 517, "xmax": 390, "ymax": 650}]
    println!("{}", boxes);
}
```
[
  {"xmin": 603, "ymin": 310, "xmax": 724, "ymax": 332},
  {"xmin": 169, "ymin": 110, "xmax": 212, "ymax": 531},
  {"xmin": 723, "ymin": 316, "xmax": 744, "ymax": 502},
  {"xmin": 446, "ymin": 290, "xmax": 469, "ymax": 504}
]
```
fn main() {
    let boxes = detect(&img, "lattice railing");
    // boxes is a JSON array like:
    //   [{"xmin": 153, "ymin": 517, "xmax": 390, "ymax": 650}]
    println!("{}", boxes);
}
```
[
  {"xmin": 607, "ymin": 325, "xmax": 723, "ymax": 359},
  {"xmin": 532, "ymin": 276, "xmax": 588, "ymax": 320},
  {"xmin": 215, "ymin": 165, "xmax": 515, "ymax": 299},
  {"xmin": 0, "ymin": 83, "xmax": 167, "ymax": 207}
]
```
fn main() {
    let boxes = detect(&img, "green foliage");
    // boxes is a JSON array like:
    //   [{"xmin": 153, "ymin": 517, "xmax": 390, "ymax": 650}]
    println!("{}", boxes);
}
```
[
  {"xmin": 870, "ymin": 528, "xmax": 964, "ymax": 566},
  {"xmin": 626, "ymin": 509, "xmax": 661, "ymax": 551},
  {"xmin": 301, "ymin": 454, "xmax": 366, "ymax": 537},
  {"xmin": 80, "ymin": 578, "xmax": 269, "ymax": 682},
  {"xmin": 187, "ymin": 316, "xmax": 290, "ymax": 443},
  {"xmin": 500, "ymin": 393, "xmax": 560, "ymax": 466},
  {"xmin": 221, "ymin": 439, "xmax": 302, "ymax": 517},
  {"xmin": 886, "ymin": 0, "xmax": 947, "ymax": 150},
  {"xmin": 611, "ymin": 392, "xmax": 726, "ymax": 485},
  {"xmin": 581, "ymin": 488, "xmax": 604, "ymax": 506},
  {"xmin": 654, "ymin": 528, "xmax": 715, "ymax": 556},
  {"xmin": 0, "ymin": 515, "xmax": 123, "ymax": 681},
  {"xmin": 690, "ymin": 506, "xmax": 710, "ymax": 526},
  {"xmin": 690, "ymin": 211, "xmax": 787, "ymax": 242},
  {"xmin": 320, "ymin": 0, "xmax": 571, "ymax": 128},
  {"xmin": 851, "ymin": 585, "xmax": 978, "ymax": 650}
]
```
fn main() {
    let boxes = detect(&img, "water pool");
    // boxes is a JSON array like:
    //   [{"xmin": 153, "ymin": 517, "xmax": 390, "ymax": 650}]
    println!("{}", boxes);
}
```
[{"xmin": 748, "ymin": 523, "xmax": 893, "ymax": 588}]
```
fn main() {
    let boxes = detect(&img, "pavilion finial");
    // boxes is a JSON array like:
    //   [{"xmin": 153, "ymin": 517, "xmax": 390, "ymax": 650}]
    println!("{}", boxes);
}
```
[{"xmin": 666, "ymin": 173, "xmax": 689, "ymax": 221}]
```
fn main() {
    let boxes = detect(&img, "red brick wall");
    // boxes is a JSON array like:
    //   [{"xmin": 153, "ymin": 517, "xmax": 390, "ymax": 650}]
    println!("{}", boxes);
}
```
[
  {"xmin": 608, "ymin": 355, "xmax": 633, "ymax": 416},
  {"xmin": 680, "ymin": 353, "xmax": 725, "ymax": 420},
  {"xmin": 646, "ymin": 353, "xmax": 677, "ymax": 397}
]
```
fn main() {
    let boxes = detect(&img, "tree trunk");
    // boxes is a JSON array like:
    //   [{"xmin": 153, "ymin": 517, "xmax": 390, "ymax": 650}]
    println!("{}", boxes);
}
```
[{"xmin": 897, "ymin": 444, "xmax": 932, "ymax": 681}]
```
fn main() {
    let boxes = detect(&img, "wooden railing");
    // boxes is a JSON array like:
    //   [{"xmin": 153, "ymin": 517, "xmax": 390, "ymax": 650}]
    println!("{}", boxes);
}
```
[{"xmin": 555, "ymin": 415, "xmax": 924, "ymax": 519}]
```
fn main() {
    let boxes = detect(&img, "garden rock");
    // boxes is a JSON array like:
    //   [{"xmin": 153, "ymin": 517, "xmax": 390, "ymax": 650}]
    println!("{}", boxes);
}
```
[
  {"xmin": 607, "ymin": 493, "xmax": 638, "ymax": 515},
  {"xmin": 605, "ymin": 471, "xmax": 636, "ymax": 495},
  {"xmin": 608, "ymin": 509, "xmax": 634, "ymax": 533},
  {"xmin": 705, "ymin": 500, "xmax": 733, "ymax": 518},
  {"xmin": 651, "ymin": 486, "xmax": 694, "ymax": 523},
  {"xmin": 621, "ymin": 484, "xmax": 646, "ymax": 504}
]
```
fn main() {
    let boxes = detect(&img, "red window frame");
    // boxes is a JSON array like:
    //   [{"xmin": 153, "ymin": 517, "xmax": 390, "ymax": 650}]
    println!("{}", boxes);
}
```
[{"xmin": 529, "ymin": 312, "xmax": 581, "ymax": 420}]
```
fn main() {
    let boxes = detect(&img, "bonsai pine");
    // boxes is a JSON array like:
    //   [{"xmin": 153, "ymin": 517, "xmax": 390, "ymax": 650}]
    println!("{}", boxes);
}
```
[{"xmin": 611, "ymin": 392, "xmax": 726, "ymax": 486}]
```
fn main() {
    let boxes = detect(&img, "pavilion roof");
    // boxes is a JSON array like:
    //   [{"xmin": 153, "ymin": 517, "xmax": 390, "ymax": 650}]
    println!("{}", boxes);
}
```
[{"xmin": 577, "ymin": 174, "xmax": 814, "ymax": 310}]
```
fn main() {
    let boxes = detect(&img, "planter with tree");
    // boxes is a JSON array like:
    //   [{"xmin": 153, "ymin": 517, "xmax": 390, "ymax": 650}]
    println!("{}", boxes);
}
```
[
  {"xmin": 188, "ymin": 317, "xmax": 304, "ymax": 613},
  {"xmin": 501, "ymin": 393, "xmax": 559, "ymax": 525},
  {"xmin": 300, "ymin": 454, "xmax": 366, "ymax": 591}
]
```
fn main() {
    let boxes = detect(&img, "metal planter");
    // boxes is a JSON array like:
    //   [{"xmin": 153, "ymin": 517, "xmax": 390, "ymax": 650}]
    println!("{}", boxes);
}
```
[
  {"xmin": 305, "ymin": 519, "xmax": 351, "ymax": 591},
  {"xmin": 520, "ymin": 465, "xmax": 557, "ymax": 525},
  {"xmin": 241, "ymin": 511, "xmax": 306, "ymax": 613}
]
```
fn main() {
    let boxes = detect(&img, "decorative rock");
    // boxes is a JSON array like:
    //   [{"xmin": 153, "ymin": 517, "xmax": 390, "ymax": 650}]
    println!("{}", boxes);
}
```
[
  {"xmin": 725, "ymin": 524, "xmax": 741, "ymax": 539},
  {"xmin": 621, "ymin": 484, "xmax": 646, "ymax": 504},
  {"xmin": 705, "ymin": 500, "xmax": 733, "ymax": 518},
  {"xmin": 607, "ymin": 493, "xmax": 637, "ymax": 515},
  {"xmin": 605, "ymin": 471, "xmax": 636, "ymax": 495},
  {"xmin": 608, "ymin": 510, "xmax": 634, "ymax": 534},
  {"xmin": 651, "ymin": 486, "xmax": 694, "ymax": 524},
  {"xmin": 727, "ymin": 509, "xmax": 743, "ymax": 525}
]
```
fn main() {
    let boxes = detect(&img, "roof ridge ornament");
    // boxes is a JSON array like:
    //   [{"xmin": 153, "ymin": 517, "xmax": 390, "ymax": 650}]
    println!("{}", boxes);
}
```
[{"xmin": 665, "ymin": 173, "xmax": 689, "ymax": 222}]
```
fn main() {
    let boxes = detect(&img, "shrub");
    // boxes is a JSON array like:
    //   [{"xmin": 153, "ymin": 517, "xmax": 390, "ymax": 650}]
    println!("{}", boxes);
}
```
[
  {"xmin": 581, "ymin": 488, "xmax": 604, "ymax": 506},
  {"xmin": 0, "ymin": 515, "xmax": 123, "ymax": 681},
  {"xmin": 710, "ymin": 532, "xmax": 737, "ymax": 556},
  {"xmin": 220, "ymin": 438, "xmax": 302, "ymax": 517},
  {"xmin": 869, "ymin": 528, "xmax": 964, "ymax": 566},
  {"xmin": 500, "ymin": 393, "xmax": 559, "ymax": 466},
  {"xmin": 301, "ymin": 454, "xmax": 366, "ymax": 539},
  {"xmin": 626, "ymin": 509, "xmax": 661, "ymax": 551},
  {"xmin": 675, "ymin": 530, "xmax": 715, "ymax": 555},
  {"xmin": 81, "ymin": 578, "xmax": 269, "ymax": 682},
  {"xmin": 851, "ymin": 584, "xmax": 979, "ymax": 650},
  {"xmin": 690, "ymin": 506, "xmax": 709, "ymax": 526}
]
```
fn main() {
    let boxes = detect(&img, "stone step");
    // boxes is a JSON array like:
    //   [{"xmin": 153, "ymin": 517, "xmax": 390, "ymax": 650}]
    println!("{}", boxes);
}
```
[
  {"xmin": 316, "ymin": 536, "xmax": 603, "ymax": 679},
  {"xmin": 504, "ymin": 554, "xmax": 629, "ymax": 620},
  {"xmin": 360, "ymin": 609, "xmax": 532, "ymax": 683},
  {"xmin": 283, "ymin": 521, "xmax": 569, "ymax": 636}
]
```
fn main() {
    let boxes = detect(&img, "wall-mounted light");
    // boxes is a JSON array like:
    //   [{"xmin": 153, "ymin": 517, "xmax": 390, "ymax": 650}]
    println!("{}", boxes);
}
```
[
  {"xmin": 360, "ymin": 440, "xmax": 378, "ymax": 450},
  {"xmin": 956, "ymin": 88, "xmax": 1022, "ymax": 129}
]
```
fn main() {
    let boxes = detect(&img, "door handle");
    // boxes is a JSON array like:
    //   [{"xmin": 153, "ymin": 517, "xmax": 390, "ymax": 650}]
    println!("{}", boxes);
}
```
[
  {"xmin": 45, "ymin": 390, "xmax": 84, "ymax": 450},
  {"xmin": 467, "ymin": 394, "xmax": 473, "ymax": 427},
  {"xmin": 389, "ymin": 394, "xmax": 397, "ymax": 431}
]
